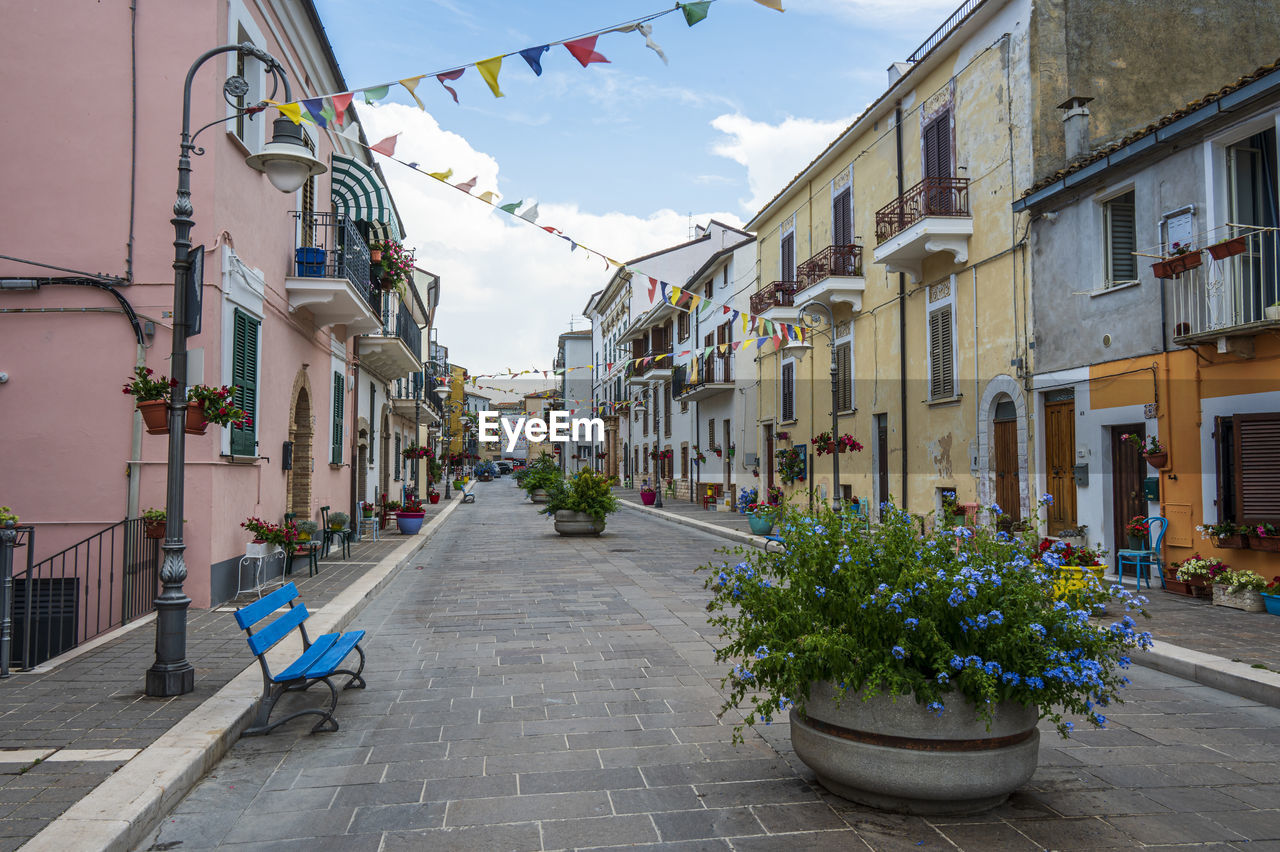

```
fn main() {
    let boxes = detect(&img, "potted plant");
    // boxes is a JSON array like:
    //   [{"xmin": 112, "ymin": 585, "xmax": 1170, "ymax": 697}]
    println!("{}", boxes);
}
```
[
  {"xmin": 122, "ymin": 366, "xmax": 180, "ymax": 434},
  {"xmin": 1036, "ymin": 538, "xmax": 1105, "ymax": 600},
  {"xmin": 1151, "ymin": 242, "xmax": 1202, "ymax": 279},
  {"xmin": 521, "ymin": 455, "xmax": 562, "ymax": 504},
  {"xmin": 745, "ymin": 501, "xmax": 779, "ymax": 536},
  {"xmin": 639, "ymin": 483, "xmax": 657, "ymax": 506},
  {"xmin": 327, "ymin": 511, "xmax": 349, "ymax": 532},
  {"xmin": 142, "ymin": 507, "xmax": 167, "ymax": 539},
  {"xmin": 371, "ymin": 238, "xmax": 413, "ymax": 296},
  {"xmin": 360, "ymin": 501, "xmax": 376, "ymax": 519},
  {"xmin": 1266, "ymin": 300, "xmax": 1280, "ymax": 321},
  {"xmin": 777, "ymin": 447, "xmax": 806, "ymax": 484},
  {"xmin": 295, "ymin": 520, "xmax": 318, "ymax": 542},
  {"xmin": 186, "ymin": 384, "xmax": 251, "ymax": 435},
  {"xmin": 369, "ymin": 241, "xmax": 383, "ymax": 263},
  {"xmin": 693, "ymin": 451, "xmax": 706, "ymax": 466},
  {"xmin": 428, "ymin": 487, "xmax": 440, "ymax": 505},
  {"xmin": 737, "ymin": 487, "xmax": 759, "ymax": 516},
  {"xmin": 1124, "ymin": 515, "xmax": 1149, "ymax": 551},
  {"xmin": 1206, "ymin": 235, "xmax": 1248, "ymax": 261},
  {"xmin": 396, "ymin": 495, "xmax": 427, "ymax": 534},
  {"xmin": 1173, "ymin": 554, "xmax": 1226, "ymax": 598},
  {"xmin": 241, "ymin": 516, "xmax": 300, "ymax": 557},
  {"xmin": 1120, "ymin": 433, "xmax": 1166, "ymax": 469},
  {"xmin": 0, "ymin": 506, "xmax": 18, "ymax": 526},
  {"xmin": 1197, "ymin": 521, "xmax": 1249, "ymax": 550},
  {"xmin": 700, "ymin": 501, "xmax": 1149, "ymax": 815},
  {"xmin": 1211, "ymin": 567, "xmax": 1267, "ymax": 612},
  {"xmin": 541, "ymin": 469, "xmax": 618, "ymax": 536},
  {"xmin": 1262, "ymin": 578, "xmax": 1280, "ymax": 616},
  {"xmin": 1247, "ymin": 522, "xmax": 1280, "ymax": 553}
]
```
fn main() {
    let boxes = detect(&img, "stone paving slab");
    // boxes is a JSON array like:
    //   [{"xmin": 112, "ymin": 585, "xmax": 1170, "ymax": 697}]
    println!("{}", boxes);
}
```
[
  {"xmin": 136, "ymin": 481, "xmax": 1280, "ymax": 851},
  {"xmin": 0, "ymin": 499, "xmax": 453, "ymax": 849}
]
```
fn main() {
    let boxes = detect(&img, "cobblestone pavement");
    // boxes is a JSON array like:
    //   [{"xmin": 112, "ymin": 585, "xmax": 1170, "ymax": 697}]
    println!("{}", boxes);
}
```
[
  {"xmin": 137, "ymin": 481, "xmax": 1280, "ymax": 851},
  {"xmin": 0, "ymin": 501, "xmax": 449, "ymax": 851}
]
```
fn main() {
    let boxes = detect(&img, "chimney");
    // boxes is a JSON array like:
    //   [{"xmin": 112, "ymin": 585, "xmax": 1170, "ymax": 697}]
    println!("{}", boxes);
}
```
[
  {"xmin": 887, "ymin": 61, "xmax": 913, "ymax": 86},
  {"xmin": 1059, "ymin": 96, "xmax": 1093, "ymax": 161}
]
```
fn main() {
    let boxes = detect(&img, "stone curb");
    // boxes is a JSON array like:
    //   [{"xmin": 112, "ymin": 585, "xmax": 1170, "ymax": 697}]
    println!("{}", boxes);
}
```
[
  {"xmin": 621, "ymin": 499, "xmax": 1280, "ymax": 711},
  {"xmin": 22, "ymin": 496, "xmax": 463, "ymax": 852}
]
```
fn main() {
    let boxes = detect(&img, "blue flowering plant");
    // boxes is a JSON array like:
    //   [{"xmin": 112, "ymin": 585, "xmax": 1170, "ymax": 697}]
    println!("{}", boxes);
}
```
[
  {"xmin": 737, "ymin": 487, "xmax": 759, "ymax": 515},
  {"xmin": 701, "ymin": 500, "xmax": 1151, "ymax": 742}
]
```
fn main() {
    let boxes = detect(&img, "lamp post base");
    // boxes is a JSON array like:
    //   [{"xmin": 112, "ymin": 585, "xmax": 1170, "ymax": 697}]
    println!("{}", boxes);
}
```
[
  {"xmin": 145, "ymin": 591, "xmax": 195, "ymax": 697},
  {"xmin": 146, "ymin": 662, "xmax": 195, "ymax": 697}
]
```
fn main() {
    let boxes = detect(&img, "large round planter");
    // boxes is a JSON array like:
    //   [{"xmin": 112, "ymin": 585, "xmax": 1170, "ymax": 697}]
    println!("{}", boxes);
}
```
[
  {"xmin": 640, "ymin": 491, "xmax": 657, "ymax": 506},
  {"xmin": 529, "ymin": 488, "xmax": 550, "ymax": 504},
  {"xmin": 748, "ymin": 515, "xmax": 774, "ymax": 536},
  {"xmin": 429, "ymin": 494, "xmax": 440, "ymax": 505},
  {"xmin": 553, "ymin": 510, "xmax": 605, "ymax": 536},
  {"xmin": 396, "ymin": 511, "xmax": 426, "ymax": 535},
  {"xmin": 789, "ymin": 683, "xmax": 1040, "ymax": 816},
  {"xmin": 1261, "ymin": 592, "xmax": 1280, "ymax": 616}
]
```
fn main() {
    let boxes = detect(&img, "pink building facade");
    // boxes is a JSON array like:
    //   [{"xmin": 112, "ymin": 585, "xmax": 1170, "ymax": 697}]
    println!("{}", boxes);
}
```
[{"xmin": 0, "ymin": 0, "xmax": 432, "ymax": 615}]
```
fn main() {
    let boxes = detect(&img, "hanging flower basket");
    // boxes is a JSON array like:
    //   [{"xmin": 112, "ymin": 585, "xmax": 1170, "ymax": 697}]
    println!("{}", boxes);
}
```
[
  {"xmin": 369, "ymin": 247, "xmax": 383, "ymax": 263},
  {"xmin": 1151, "ymin": 251, "xmax": 1202, "ymax": 279},
  {"xmin": 1206, "ymin": 236, "xmax": 1246, "ymax": 260},
  {"xmin": 137, "ymin": 400, "xmax": 170, "ymax": 435},
  {"xmin": 1248, "ymin": 534, "xmax": 1280, "ymax": 553},
  {"xmin": 1144, "ymin": 450, "xmax": 1168, "ymax": 469},
  {"xmin": 144, "ymin": 519, "xmax": 166, "ymax": 539},
  {"xmin": 183, "ymin": 401, "xmax": 208, "ymax": 435}
]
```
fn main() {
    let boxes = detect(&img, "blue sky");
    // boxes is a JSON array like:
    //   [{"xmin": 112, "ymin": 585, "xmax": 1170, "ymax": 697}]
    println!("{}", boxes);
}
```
[{"xmin": 313, "ymin": 0, "xmax": 962, "ymax": 377}]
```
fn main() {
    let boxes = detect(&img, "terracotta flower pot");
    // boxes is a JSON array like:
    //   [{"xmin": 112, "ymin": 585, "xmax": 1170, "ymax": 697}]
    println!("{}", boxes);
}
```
[
  {"xmin": 429, "ymin": 494, "xmax": 440, "ymax": 505},
  {"xmin": 1212, "ymin": 534, "xmax": 1249, "ymax": 549},
  {"xmin": 144, "ymin": 519, "xmax": 166, "ymax": 539},
  {"xmin": 137, "ymin": 400, "xmax": 170, "ymax": 434},
  {"xmin": 370, "ymin": 248, "xmax": 383, "ymax": 262},
  {"xmin": 1206, "ymin": 236, "xmax": 1246, "ymax": 260},
  {"xmin": 183, "ymin": 401, "xmax": 208, "ymax": 435},
  {"xmin": 1144, "ymin": 451, "xmax": 1167, "ymax": 469},
  {"xmin": 1247, "ymin": 534, "xmax": 1280, "ymax": 552}
]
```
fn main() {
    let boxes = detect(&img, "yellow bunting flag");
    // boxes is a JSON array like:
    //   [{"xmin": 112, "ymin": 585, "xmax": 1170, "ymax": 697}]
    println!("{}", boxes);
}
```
[
  {"xmin": 753, "ymin": 0, "xmax": 784, "ymax": 9},
  {"xmin": 478, "ymin": 190, "xmax": 500, "ymax": 204},
  {"xmin": 276, "ymin": 101, "xmax": 303, "ymax": 124},
  {"xmin": 476, "ymin": 56, "xmax": 505, "ymax": 98},
  {"xmin": 427, "ymin": 168, "xmax": 453, "ymax": 181},
  {"xmin": 400, "ymin": 76, "xmax": 427, "ymax": 109}
]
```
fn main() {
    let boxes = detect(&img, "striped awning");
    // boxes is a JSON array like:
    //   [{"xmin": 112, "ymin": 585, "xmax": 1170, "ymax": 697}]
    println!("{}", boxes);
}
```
[{"xmin": 331, "ymin": 154, "xmax": 401, "ymax": 240}]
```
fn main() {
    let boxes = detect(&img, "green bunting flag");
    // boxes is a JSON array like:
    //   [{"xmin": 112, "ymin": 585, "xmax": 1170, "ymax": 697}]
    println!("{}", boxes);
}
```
[{"xmin": 680, "ymin": 1, "xmax": 711, "ymax": 25}]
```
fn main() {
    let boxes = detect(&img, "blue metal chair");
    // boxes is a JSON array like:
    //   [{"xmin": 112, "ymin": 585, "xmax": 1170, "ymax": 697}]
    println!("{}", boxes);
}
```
[{"xmin": 1117, "ymin": 516, "xmax": 1167, "ymax": 591}]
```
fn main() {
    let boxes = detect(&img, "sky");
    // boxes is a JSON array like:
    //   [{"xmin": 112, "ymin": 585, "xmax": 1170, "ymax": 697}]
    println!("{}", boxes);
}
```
[{"xmin": 313, "ymin": 0, "xmax": 965, "ymax": 380}]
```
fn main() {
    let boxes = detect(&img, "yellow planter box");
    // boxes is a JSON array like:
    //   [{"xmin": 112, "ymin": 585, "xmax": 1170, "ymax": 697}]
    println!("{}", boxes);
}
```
[{"xmin": 1053, "ymin": 564, "xmax": 1105, "ymax": 600}]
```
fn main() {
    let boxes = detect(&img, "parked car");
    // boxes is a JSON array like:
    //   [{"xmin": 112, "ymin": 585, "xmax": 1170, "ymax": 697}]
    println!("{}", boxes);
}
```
[{"xmin": 497, "ymin": 462, "xmax": 513, "ymax": 475}]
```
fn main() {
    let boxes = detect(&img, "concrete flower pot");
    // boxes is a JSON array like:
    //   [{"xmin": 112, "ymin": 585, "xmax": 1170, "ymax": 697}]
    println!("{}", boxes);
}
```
[
  {"xmin": 790, "ymin": 682, "xmax": 1039, "ymax": 815},
  {"xmin": 553, "ymin": 510, "xmax": 605, "ymax": 536},
  {"xmin": 529, "ymin": 488, "xmax": 550, "ymax": 504},
  {"xmin": 1212, "ymin": 584, "xmax": 1265, "ymax": 612}
]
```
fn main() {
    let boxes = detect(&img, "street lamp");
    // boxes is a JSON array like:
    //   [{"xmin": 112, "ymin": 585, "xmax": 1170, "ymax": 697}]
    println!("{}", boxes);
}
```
[
  {"xmin": 434, "ymin": 382, "xmax": 452, "ymax": 499},
  {"xmin": 147, "ymin": 43, "xmax": 325, "ymax": 698},
  {"xmin": 791, "ymin": 299, "xmax": 840, "ymax": 511}
]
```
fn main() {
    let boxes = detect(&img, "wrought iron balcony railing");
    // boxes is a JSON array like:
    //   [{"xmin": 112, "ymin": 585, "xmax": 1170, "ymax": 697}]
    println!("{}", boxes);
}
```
[
  {"xmin": 291, "ymin": 211, "xmax": 379, "ymax": 313},
  {"xmin": 797, "ymin": 243, "xmax": 863, "ymax": 294},
  {"xmin": 1168, "ymin": 227, "xmax": 1280, "ymax": 342},
  {"xmin": 749, "ymin": 280, "xmax": 800, "ymax": 315},
  {"xmin": 874, "ymin": 177, "xmax": 971, "ymax": 245}
]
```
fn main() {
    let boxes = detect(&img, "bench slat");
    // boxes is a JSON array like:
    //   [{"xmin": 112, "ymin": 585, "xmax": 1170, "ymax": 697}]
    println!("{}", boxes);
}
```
[
  {"xmin": 305, "ymin": 630, "xmax": 365, "ymax": 679},
  {"xmin": 235, "ymin": 582, "xmax": 300, "ymax": 630},
  {"xmin": 273, "ymin": 631, "xmax": 340, "ymax": 682},
  {"xmin": 246, "ymin": 601, "xmax": 310, "ymax": 657}
]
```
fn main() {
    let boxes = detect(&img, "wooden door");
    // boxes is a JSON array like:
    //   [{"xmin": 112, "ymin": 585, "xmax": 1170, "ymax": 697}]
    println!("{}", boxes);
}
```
[
  {"xmin": 876, "ymin": 414, "xmax": 889, "ymax": 511},
  {"xmin": 1111, "ymin": 425, "xmax": 1146, "ymax": 550},
  {"xmin": 1044, "ymin": 400, "xmax": 1077, "ymax": 534},
  {"xmin": 993, "ymin": 418, "xmax": 1021, "ymax": 523},
  {"xmin": 764, "ymin": 425, "xmax": 774, "ymax": 493},
  {"xmin": 723, "ymin": 418, "xmax": 732, "ymax": 493}
]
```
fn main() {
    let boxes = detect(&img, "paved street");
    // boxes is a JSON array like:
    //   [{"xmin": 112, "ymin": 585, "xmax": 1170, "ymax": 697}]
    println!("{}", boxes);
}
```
[{"xmin": 135, "ymin": 479, "xmax": 1280, "ymax": 851}]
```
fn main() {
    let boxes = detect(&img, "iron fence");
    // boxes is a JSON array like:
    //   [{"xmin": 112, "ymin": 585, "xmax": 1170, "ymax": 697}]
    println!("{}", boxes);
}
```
[
  {"xmin": 291, "ymin": 211, "xmax": 378, "ymax": 313},
  {"xmin": 1168, "ymin": 227, "xmax": 1280, "ymax": 342},
  {"xmin": 875, "ymin": 177, "xmax": 971, "ymax": 244},
  {"xmin": 1, "ymin": 518, "xmax": 159, "ymax": 671}
]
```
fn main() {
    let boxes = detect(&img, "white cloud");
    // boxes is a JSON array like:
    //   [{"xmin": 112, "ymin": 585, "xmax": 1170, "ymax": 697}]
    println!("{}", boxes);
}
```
[
  {"xmin": 783, "ymin": 0, "xmax": 966, "ymax": 22},
  {"xmin": 357, "ymin": 103, "xmax": 740, "ymax": 378},
  {"xmin": 709, "ymin": 112, "xmax": 855, "ymax": 215}
]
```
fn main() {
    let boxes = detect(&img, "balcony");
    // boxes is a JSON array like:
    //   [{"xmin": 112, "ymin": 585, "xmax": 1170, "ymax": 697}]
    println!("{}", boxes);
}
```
[
  {"xmin": 676, "ymin": 354, "xmax": 734, "ymax": 401},
  {"xmin": 1168, "ymin": 228, "xmax": 1280, "ymax": 357},
  {"xmin": 358, "ymin": 300, "xmax": 422, "ymax": 382},
  {"xmin": 872, "ymin": 177, "xmax": 972, "ymax": 283},
  {"xmin": 627, "ymin": 347, "xmax": 674, "ymax": 385},
  {"xmin": 390, "ymin": 374, "xmax": 439, "ymax": 424},
  {"xmin": 749, "ymin": 280, "xmax": 800, "ymax": 322},
  {"xmin": 284, "ymin": 212, "xmax": 383, "ymax": 333},
  {"xmin": 796, "ymin": 243, "xmax": 866, "ymax": 311}
]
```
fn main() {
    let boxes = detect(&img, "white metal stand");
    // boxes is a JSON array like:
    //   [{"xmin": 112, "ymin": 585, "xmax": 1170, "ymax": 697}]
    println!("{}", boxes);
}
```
[{"xmin": 237, "ymin": 542, "xmax": 285, "ymax": 598}]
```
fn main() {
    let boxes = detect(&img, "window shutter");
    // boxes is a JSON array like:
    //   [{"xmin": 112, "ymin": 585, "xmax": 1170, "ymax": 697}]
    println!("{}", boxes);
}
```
[
  {"xmin": 394, "ymin": 433, "xmax": 402, "ymax": 480},
  {"xmin": 230, "ymin": 310, "xmax": 259, "ymax": 455},
  {"xmin": 781, "ymin": 362, "xmax": 795, "ymax": 422},
  {"xmin": 836, "ymin": 342, "xmax": 852, "ymax": 411},
  {"xmin": 923, "ymin": 113, "xmax": 951, "ymax": 180},
  {"xmin": 929, "ymin": 306, "xmax": 953, "ymax": 399},
  {"xmin": 1107, "ymin": 193, "xmax": 1137, "ymax": 282},
  {"xmin": 781, "ymin": 232, "xmax": 795, "ymax": 280},
  {"xmin": 331, "ymin": 371, "xmax": 344, "ymax": 464},
  {"xmin": 1234, "ymin": 412, "xmax": 1280, "ymax": 523},
  {"xmin": 1215, "ymin": 416, "xmax": 1235, "ymax": 522},
  {"xmin": 833, "ymin": 188, "xmax": 852, "ymax": 246},
  {"xmin": 708, "ymin": 418, "xmax": 715, "ymax": 448}
]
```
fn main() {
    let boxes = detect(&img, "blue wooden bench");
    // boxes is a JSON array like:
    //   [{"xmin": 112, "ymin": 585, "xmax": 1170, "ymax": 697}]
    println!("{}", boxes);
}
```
[{"xmin": 234, "ymin": 582, "xmax": 367, "ymax": 735}]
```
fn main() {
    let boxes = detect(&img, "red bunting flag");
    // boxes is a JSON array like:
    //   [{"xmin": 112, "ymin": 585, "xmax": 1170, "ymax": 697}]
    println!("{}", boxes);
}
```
[
  {"xmin": 564, "ymin": 36, "xmax": 610, "ymax": 67},
  {"xmin": 647, "ymin": 277, "xmax": 658, "ymax": 302},
  {"xmin": 370, "ymin": 134, "xmax": 399, "ymax": 156},
  {"xmin": 331, "ymin": 92, "xmax": 353, "ymax": 125},
  {"xmin": 437, "ymin": 69, "xmax": 465, "ymax": 104},
  {"xmin": 455, "ymin": 176, "xmax": 478, "ymax": 193}
]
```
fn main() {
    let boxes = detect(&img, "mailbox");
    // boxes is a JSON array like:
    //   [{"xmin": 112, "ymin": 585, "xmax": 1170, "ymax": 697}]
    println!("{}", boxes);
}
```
[
  {"xmin": 1143, "ymin": 476, "xmax": 1160, "ymax": 502},
  {"xmin": 1072, "ymin": 463, "xmax": 1088, "ymax": 488}
]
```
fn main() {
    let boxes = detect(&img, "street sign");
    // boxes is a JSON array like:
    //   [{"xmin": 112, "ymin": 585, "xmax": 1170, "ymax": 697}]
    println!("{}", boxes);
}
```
[{"xmin": 186, "ymin": 245, "xmax": 203, "ymax": 337}]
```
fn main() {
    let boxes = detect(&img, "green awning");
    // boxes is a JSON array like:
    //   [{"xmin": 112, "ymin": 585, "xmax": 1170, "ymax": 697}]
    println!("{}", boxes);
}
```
[{"xmin": 331, "ymin": 154, "xmax": 401, "ymax": 240}]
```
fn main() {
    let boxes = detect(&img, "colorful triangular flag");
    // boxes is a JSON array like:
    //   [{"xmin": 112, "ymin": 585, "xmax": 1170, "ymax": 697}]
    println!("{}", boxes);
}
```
[
  {"xmin": 498, "ymin": 200, "xmax": 523, "ymax": 214},
  {"xmin": 400, "ymin": 76, "xmax": 427, "ymax": 109},
  {"xmin": 476, "ymin": 56, "xmax": 505, "ymax": 97},
  {"xmin": 519, "ymin": 202, "xmax": 540, "ymax": 223},
  {"xmin": 370, "ymin": 134, "xmax": 399, "ymax": 156},
  {"xmin": 563, "ymin": 36, "xmax": 610, "ymax": 67},
  {"xmin": 362, "ymin": 84, "xmax": 390, "ymax": 104},
  {"xmin": 680, "ymin": 1, "xmax": 711, "ymax": 25},
  {"xmin": 455, "ymin": 176, "xmax": 478, "ymax": 193},
  {"xmin": 427, "ymin": 168, "xmax": 453, "ymax": 181},
  {"xmin": 520, "ymin": 45, "xmax": 550, "ymax": 76},
  {"xmin": 437, "ymin": 69, "xmax": 465, "ymax": 104},
  {"xmin": 300, "ymin": 98, "xmax": 326, "ymax": 128},
  {"xmin": 331, "ymin": 93, "xmax": 353, "ymax": 124}
]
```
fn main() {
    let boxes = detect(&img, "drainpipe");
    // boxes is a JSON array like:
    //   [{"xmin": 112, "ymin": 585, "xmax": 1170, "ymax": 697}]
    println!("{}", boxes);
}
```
[{"xmin": 895, "ymin": 101, "xmax": 908, "ymax": 510}]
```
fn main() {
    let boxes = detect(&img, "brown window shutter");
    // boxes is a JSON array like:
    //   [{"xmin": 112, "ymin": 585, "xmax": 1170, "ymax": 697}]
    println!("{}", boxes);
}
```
[
  {"xmin": 781, "ymin": 232, "xmax": 795, "ymax": 280},
  {"xmin": 1215, "ymin": 416, "xmax": 1236, "ymax": 521},
  {"xmin": 939, "ymin": 305, "xmax": 953, "ymax": 398},
  {"xmin": 929, "ymin": 308, "xmax": 942, "ymax": 399},
  {"xmin": 836, "ymin": 342, "xmax": 851, "ymax": 411},
  {"xmin": 782, "ymin": 362, "xmax": 795, "ymax": 421},
  {"xmin": 1234, "ymin": 412, "xmax": 1280, "ymax": 523},
  {"xmin": 833, "ymin": 188, "xmax": 851, "ymax": 246}
]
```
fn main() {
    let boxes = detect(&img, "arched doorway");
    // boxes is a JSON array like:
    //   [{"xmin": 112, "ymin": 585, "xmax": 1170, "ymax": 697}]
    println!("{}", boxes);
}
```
[
  {"xmin": 977, "ymin": 376, "xmax": 1028, "ymax": 525},
  {"xmin": 357, "ymin": 427, "xmax": 369, "ymax": 503},
  {"xmin": 288, "ymin": 385, "xmax": 313, "ymax": 518}
]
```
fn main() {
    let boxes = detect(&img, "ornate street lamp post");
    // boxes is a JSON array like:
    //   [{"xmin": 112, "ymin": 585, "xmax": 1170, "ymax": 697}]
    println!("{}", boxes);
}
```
[
  {"xmin": 793, "ymin": 299, "xmax": 840, "ymax": 510},
  {"xmin": 147, "ymin": 43, "xmax": 324, "ymax": 698}
]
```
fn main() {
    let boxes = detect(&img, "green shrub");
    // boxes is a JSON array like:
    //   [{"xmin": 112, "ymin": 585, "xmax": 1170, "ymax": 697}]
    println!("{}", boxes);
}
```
[{"xmin": 541, "ymin": 469, "xmax": 619, "ymax": 524}]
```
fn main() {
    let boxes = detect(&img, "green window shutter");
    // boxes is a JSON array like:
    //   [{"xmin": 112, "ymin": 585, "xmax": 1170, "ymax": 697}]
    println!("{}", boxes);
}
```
[
  {"xmin": 331, "ymin": 371, "xmax": 345, "ymax": 464},
  {"xmin": 230, "ymin": 310, "xmax": 259, "ymax": 455}
]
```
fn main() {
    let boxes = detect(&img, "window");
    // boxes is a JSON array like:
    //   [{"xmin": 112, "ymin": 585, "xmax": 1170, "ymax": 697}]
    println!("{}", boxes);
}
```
[
  {"xmin": 781, "ymin": 230, "xmax": 795, "ymax": 281},
  {"xmin": 835, "ymin": 341, "xmax": 852, "ymax": 412},
  {"xmin": 781, "ymin": 360, "xmax": 795, "ymax": 422},
  {"xmin": 664, "ymin": 382, "xmax": 672, "ymax": 437},
  {"xmin": 1104, "ymin": 191, "xmax": 1137, "ymax": 287},
  {"xmin": 681, "ymin": 445, "xmax": 688, "ymax": 478},
  {"xmin": 230, "ymin": 309, "xmax": 259, "ymax": 455},
  {"xmin": 833, "ymin": 187, "xmax": 852, "ymax": 246},
  {"xmin": 1216, "ymin": 413, "xmax": 1280, "ymax": 524},
  {"xmin": 678, "ymin": 311, "xmax": 689, "ymax": 341},
  {"xmin": 928, "ymin": 305, "xmax": 954, "ymax": 400},
  {"xmin": 708, "ymin": 418, "xmax": 716, "ymax": 449},
  {"xmin": 922, "ymin": 111, "xmax": 952, "ymax": 181},
  {"xmin": 331, "ymin": 371, "xmax": 344, "ymax": 464},
  {"xmin": 394, "ymin": 433, "xmax": 402, "ymax": 480}
]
